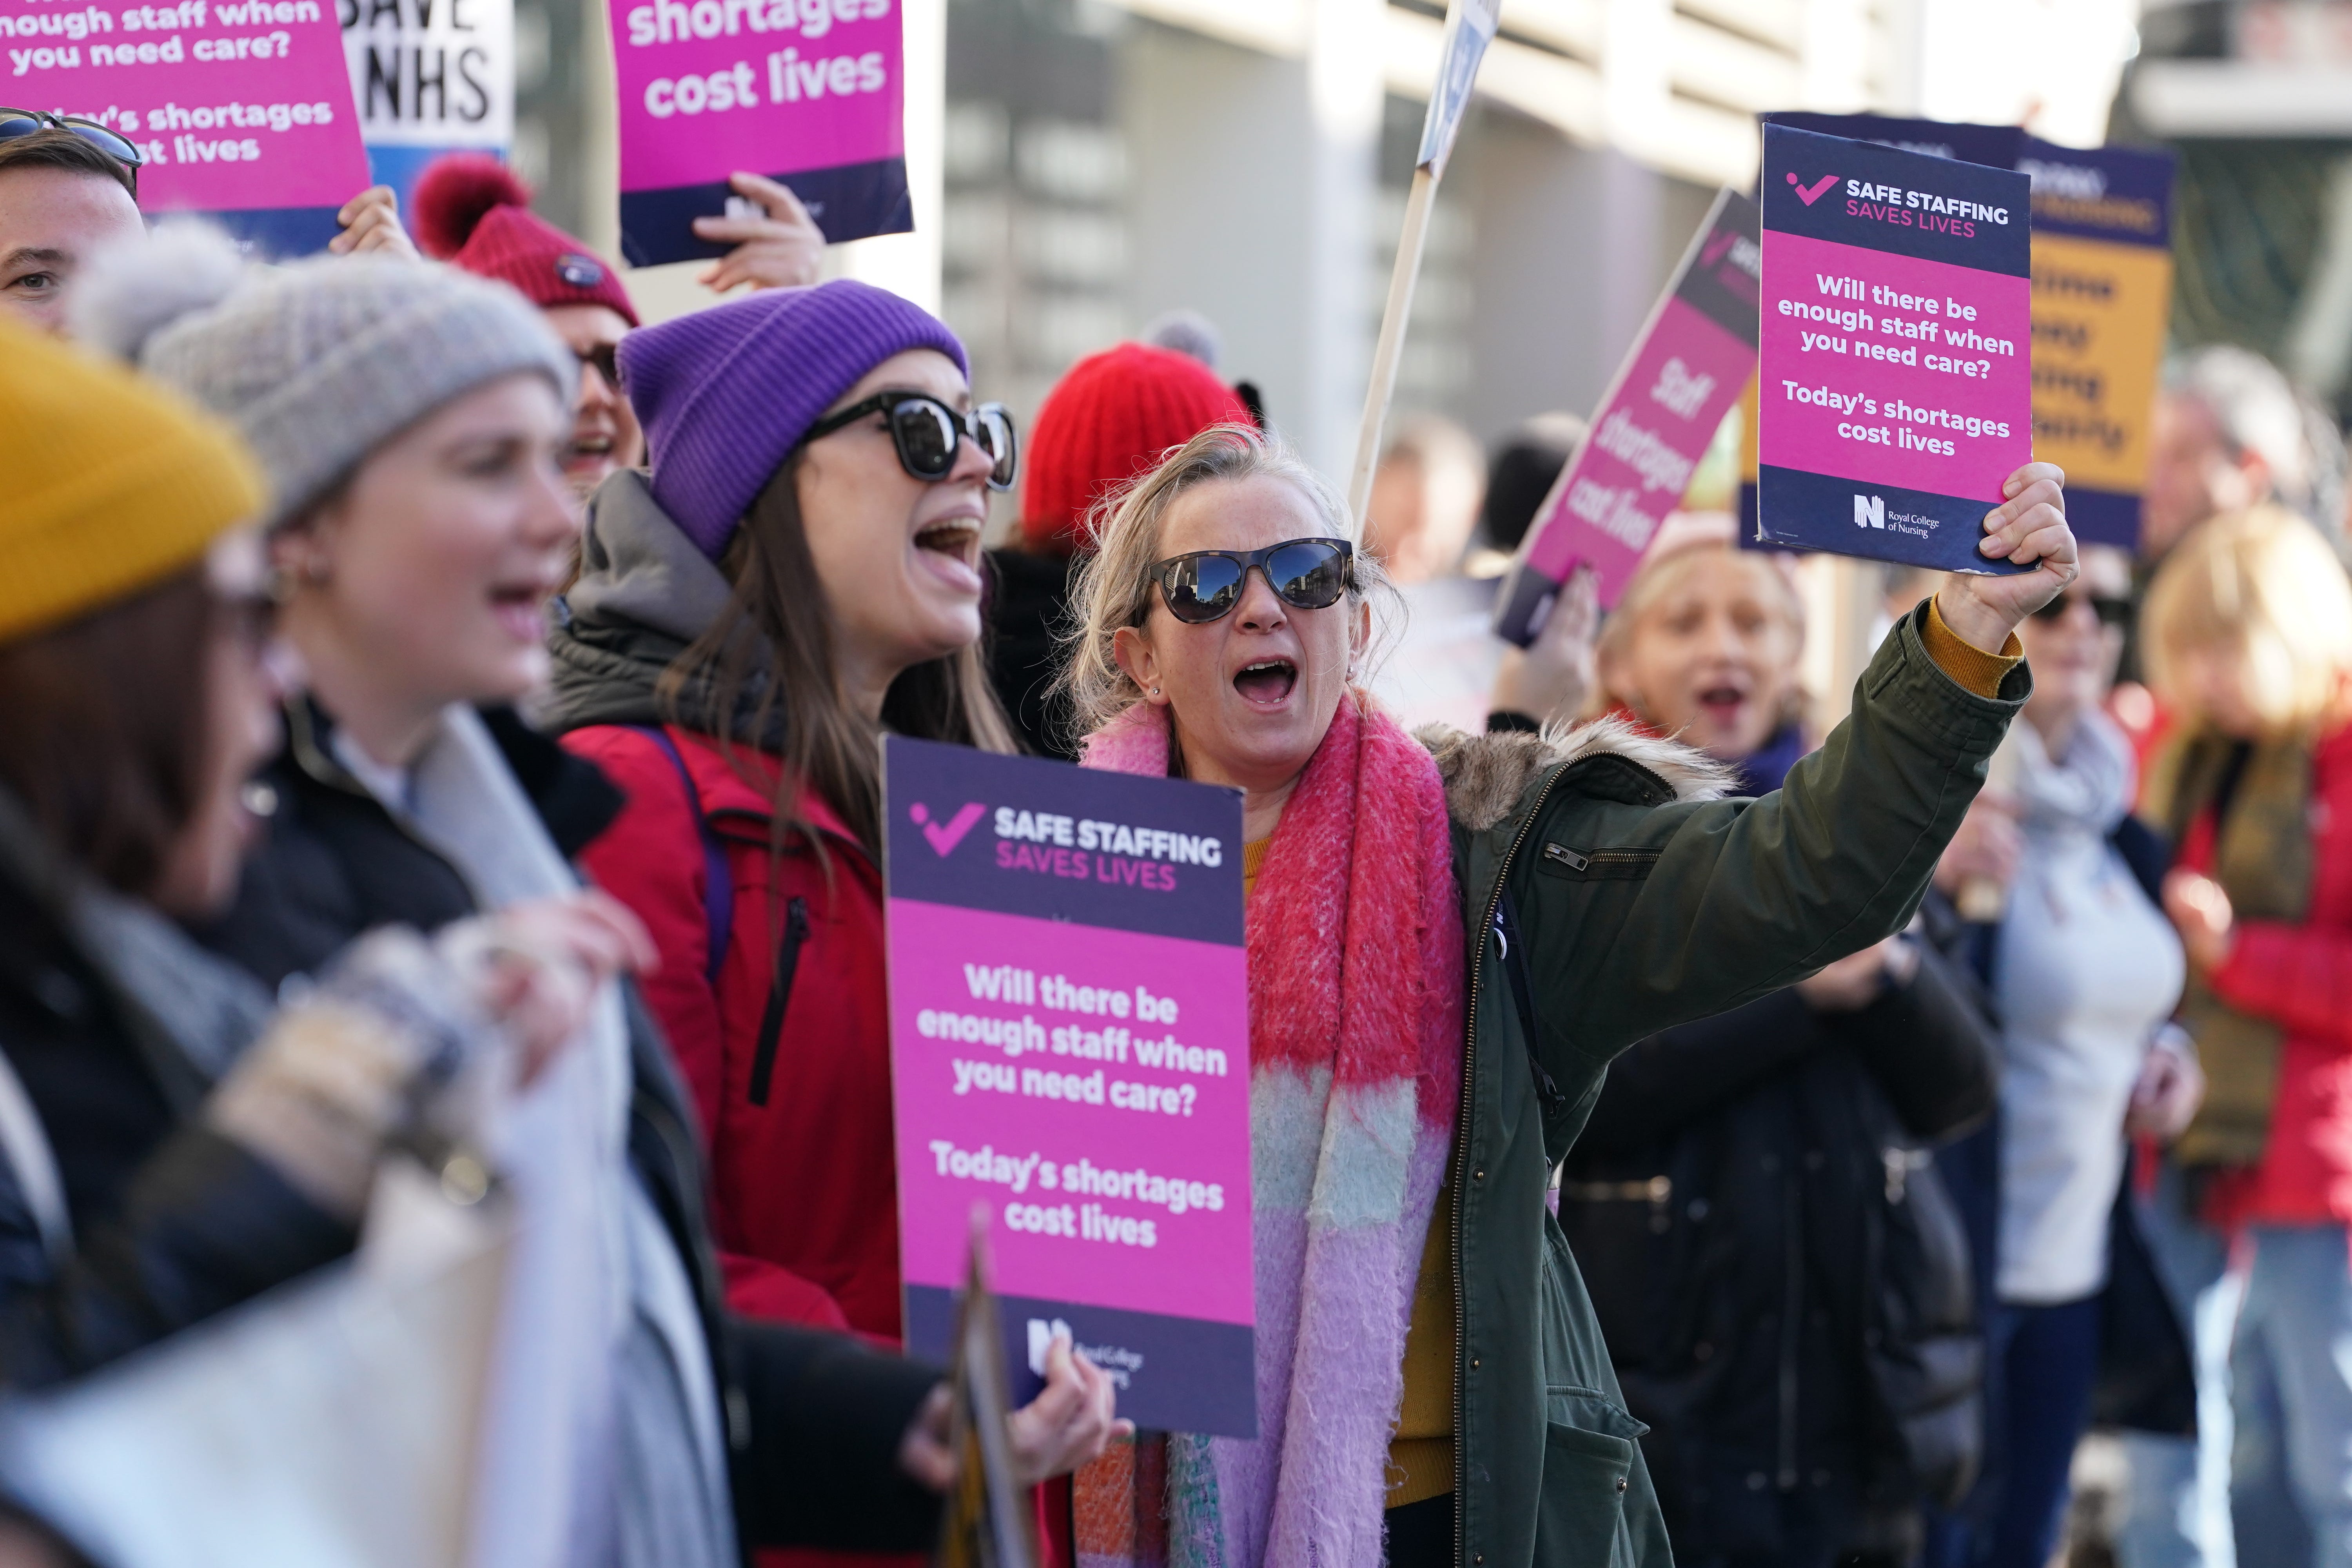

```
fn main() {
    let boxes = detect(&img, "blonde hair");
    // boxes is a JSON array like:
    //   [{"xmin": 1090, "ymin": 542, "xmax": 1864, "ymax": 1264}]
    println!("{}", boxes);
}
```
[
  {"xmin": 1057, "ymin": 423, "xmax": 1397, "ymax": 742},
  {"xmin": 1596, "ymin": 541, "xmax": 1807, "ymax": 698},
  {"xmin": 2143, "ymin": 504, "xmax": 2352, "ymax": 737}
]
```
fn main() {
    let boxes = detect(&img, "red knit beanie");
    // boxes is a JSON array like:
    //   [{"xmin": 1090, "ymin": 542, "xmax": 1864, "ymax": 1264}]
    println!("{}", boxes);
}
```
[
  {"xmin": 411, "ymin": 153, "xmax": 639, "ymax": 328},
  {"xmin": 1022, "ymin": 341, "xmax": 1249, "ymax": 554}
]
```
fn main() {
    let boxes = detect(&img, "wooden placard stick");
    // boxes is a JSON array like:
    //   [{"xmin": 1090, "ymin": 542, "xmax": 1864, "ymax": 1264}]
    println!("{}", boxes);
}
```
[{"xmin": 1344, "ymin": 0, "xmax": 1500, "ymax": 523}]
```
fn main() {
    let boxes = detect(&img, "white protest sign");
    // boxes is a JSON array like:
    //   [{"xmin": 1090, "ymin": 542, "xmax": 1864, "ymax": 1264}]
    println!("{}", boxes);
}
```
[
  {"xmin": 1414, "ymin": 0, "xmax": 1497, "ymax": 178},
  {"xmin": 340, "ymin": 0, "xmax": 510, "ymax": 203}
]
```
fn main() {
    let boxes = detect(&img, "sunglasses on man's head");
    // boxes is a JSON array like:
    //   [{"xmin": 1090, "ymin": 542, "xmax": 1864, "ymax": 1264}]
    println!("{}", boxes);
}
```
[
  {"xmin": 0, "ymin": 110, "xmax": 144, "ymax": 195},
  {"xmin": 2029, "ymin": 591, "xmax": 2132, "ymax": 628},
  {"xmin": 798, "ymin": 390, "xmax": 1018, "ymax": 491},
  {"xmin": 1143, "ymin": 538, "xmax": 1354, "ymax": 625}
]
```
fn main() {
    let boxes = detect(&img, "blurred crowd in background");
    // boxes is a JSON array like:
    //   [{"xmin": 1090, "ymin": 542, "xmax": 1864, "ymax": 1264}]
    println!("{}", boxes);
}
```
[{"xmin": 5, "ymin": 7, "xmax": 2352, "ymax": 1561}]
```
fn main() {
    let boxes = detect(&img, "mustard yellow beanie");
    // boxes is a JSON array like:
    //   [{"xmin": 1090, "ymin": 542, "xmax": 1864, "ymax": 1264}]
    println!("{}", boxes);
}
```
[{"xmin": 0, "ymin": 312, "xmax": 266, "ymax": 644}]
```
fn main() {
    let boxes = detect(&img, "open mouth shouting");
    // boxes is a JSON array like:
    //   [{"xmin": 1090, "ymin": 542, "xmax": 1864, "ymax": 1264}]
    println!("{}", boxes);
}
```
[
  {"xmin": 487, "ymin": 572, "xmax": 558, "ymax": 643},
  {"xmin": 1233, "ymin": 656, "xmax": 1298, "ymax": 708},
  {"xmin": 563, "ymin": 431, "xmax": 616, "ymax": 474},
  {"xmin": 913, "ymin": 516, "xmax": 984, "ymax": 592},
  {"xmin": 1694, "ymin": 677, "xmax": 1753, "ymax": 731}
]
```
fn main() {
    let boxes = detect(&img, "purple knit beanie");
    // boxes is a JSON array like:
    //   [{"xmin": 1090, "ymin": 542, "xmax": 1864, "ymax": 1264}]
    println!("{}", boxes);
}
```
[{"xmin": 618, "ymin": 280, "xmax": 969, "ymax": 559}]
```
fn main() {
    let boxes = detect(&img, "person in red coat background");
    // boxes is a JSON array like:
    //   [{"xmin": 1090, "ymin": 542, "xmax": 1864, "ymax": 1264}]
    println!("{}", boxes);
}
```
[{"xmin": 2143, "ymin": 505, "xmax": 2352, "ymax": 1568}]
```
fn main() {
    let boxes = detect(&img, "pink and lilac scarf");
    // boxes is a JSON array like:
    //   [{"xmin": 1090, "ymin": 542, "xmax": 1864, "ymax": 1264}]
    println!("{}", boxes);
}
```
[{"xmin": 1073, "ymin": 692, "xmax": 1466, "ymax": 1568}]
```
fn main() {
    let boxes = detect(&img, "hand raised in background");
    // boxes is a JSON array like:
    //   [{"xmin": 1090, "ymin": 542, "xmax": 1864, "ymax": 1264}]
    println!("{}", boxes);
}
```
[
  {"xmin": 1931, "ymin": 789, "xmax": 2022, "ymax": 905},
  {"xmin": 1489, "ymin": 564, "xmax": 1598, "ymax": 728},
  {"xmin": 2163, "ymin": 867, "xmax": 2236, "ymax": 975},
  {"xmin": 328, "ymin": 186, "xmax": 420, "ymax": 259},
  {"xmin": 693, "ymin": 172, "xmax": 826, "ymax": 294}
]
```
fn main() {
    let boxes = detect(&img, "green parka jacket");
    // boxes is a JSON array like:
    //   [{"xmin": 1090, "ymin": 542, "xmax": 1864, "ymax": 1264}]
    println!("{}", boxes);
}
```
[{"xmin": 1420, "ymin": 603, "xmax": 2026, "ymax": 1568}]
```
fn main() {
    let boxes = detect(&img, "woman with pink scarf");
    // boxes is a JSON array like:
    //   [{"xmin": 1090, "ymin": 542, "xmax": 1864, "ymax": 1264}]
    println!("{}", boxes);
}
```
[{"xmin": 1055, "ymin": 425, "xmax": 2077, "ymax": 1568}]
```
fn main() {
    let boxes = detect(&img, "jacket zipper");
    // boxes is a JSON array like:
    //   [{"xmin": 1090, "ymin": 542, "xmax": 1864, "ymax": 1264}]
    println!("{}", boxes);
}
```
[
  {"xmin": 1539, "ymin": 844, "xmax": 1661, "ymax": 875},
  {"xmin": 1454, "ymin": 762, "xmax": 1575, "ymax": 1568},
  {"xmin": 747, "ymin": 895, "xmax": 811, "ymax": 1107}
]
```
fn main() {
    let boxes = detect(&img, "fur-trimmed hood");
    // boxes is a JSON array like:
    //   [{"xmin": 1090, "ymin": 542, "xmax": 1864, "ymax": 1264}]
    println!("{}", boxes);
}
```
[{"xmin": 1416, "ymin": 714, "xmax": 1738, "ymax": 834}]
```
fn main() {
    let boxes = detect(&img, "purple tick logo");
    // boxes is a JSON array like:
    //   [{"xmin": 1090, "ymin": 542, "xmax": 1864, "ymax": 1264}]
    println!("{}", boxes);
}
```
[
  {"xmin": 1786, "ymin": 172, "xmax": 1840, "ymax": 207},
  {"xmin": 909, "ymin": 801, "xmax": 987, "ymax": 857}
]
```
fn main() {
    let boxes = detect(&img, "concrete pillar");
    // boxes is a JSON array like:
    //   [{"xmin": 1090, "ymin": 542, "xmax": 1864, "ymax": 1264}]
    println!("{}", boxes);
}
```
[
  {"xmin": 1120, "ymin": 4, "xmax": 1380, "ymax": 483},
  {"xmin": 1799, "ymin": 0, "xmax": 1875, "ymax": 113},
  {"xmin": 1455, "ymin": 116, "xmax": 1669, "ymax": 444},
  {"xmin": 835, "ymin": 0, "xmax": 948, "ymax": 310}
]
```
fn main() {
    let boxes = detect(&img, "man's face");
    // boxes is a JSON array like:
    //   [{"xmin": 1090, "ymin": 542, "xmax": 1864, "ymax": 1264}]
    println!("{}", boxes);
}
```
[
  {"xmin": 2142, "ymin": 392, "xmax": 2269, "ymax": 563},
  {"xmin": 0, "ymin": 166, "xmax": 143, "ymax": 334}
]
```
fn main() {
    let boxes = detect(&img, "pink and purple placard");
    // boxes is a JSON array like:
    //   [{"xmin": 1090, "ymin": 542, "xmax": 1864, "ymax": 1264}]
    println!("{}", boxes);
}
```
[
  {"xmin": 4, "ymin": 0, "xmax": 370, "ymax": 252},
  {"xmin": 1754, "ymin": 122, "xmax": 2034, "ymax": 572},
  {"xmin": 884, "ymin": 736, "xmax": 1254, "ymax": 1437},
  {"xmin": 606, "ymin": 0, "xmax": 908, "ymax": 267},
  {"xmin": 1492, "ymin": 187, "xmax": 1759, "ymax": 642}
]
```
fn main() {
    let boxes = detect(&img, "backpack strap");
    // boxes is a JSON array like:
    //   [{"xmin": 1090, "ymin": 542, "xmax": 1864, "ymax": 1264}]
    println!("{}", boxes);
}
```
[{"xmin": 630, "ymin": 726, "xmax": 735, "ymax": 987}]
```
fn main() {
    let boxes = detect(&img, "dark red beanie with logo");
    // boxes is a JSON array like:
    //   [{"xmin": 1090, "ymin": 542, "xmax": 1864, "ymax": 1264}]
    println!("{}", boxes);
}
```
[
  {"xmin": 411, "ymin": 153, "xmax": 639, "ymax": 328},
  {"xmin": 1022, "ymin": 341, "xmax": 1249, "ymax": 555}
]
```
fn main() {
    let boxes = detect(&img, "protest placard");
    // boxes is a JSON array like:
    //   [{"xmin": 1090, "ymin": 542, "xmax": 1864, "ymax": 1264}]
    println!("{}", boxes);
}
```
[
  {"xmin": 1754, "ymin": 123, "xmax": 2034, "ymax": 572},
  {"xmin": 1768, "ymin": 115, "xmax": 2180, "ymax": 550},
  {"xmin": 5, "ymin": 0, "xmax": 371, "ymax": 252},
  {"xmin": 605, "ymin": 0, "xmax": 908, "ymax": 267},
  {"xmin": 2018, "ymin": 137, "xmax": 2176, "ymax": 547},
  {"xmin": 1736, "ymin": 368, "xmax": 1761, "ymax": 541},
  {"xmin": 1492, "ymin": 187, "xmax": 1760, "ymax": 642},
  {"xmin": 1762, "ymin": 111, "xmax": 2025, "ymax": 177},
  {"xmin": 340, "ymin": 0, "xmax": 512, "ymax": 212},
  {"xmin": 884, "ymin": 737, "xmax": 1254, "ymax": 1437}
]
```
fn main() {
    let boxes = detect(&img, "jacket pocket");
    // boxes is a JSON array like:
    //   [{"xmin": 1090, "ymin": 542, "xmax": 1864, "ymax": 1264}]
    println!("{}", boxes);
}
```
[
  {"xmin": 1536, "ymin": 843, "xmax": 1662, "ymax": 881},
  {"xmin": 1535, "ymin": 1212, "xmax": 1651, "ymax": 1566},
  {"xmin": 1535, "ymin": 1415, "xmax": 1635, "ymax": 1568},
  {"xmin": 748, "ymin": 895, "xmax": 811, "ymax": 1107}
]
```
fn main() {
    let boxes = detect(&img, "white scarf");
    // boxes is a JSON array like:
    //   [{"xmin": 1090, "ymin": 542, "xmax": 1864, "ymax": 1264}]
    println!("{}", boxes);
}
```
[{"xmin": 340, "ymin": 707, "xmax": 733, "ymax": 1568}]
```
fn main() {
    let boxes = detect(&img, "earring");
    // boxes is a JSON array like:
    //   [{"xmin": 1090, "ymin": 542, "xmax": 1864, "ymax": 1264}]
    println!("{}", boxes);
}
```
[{"xmin": 1150, "ymin": 687, "xmax": 1161, "ymax": 698}]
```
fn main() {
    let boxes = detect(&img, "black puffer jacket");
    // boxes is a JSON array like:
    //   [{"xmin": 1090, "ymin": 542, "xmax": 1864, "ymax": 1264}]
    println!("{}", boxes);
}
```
[
  {"xmin": 1559, "ymin": 928, "xmax": 1997, "ymax": 1566},
  {"xmin": 984, "ymin": 545, "xmax": 1081, "ymax": 759},
  {"xmin": 0, "ymin": 795, "xmax": 345, "ymax": 1389},
  {"xmin": 183, "ymin": 699, "xmax": 946, "ymax": 1554}
]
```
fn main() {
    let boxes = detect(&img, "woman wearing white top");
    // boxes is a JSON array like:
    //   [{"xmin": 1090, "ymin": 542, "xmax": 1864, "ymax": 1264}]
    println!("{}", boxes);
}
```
[{"xmin": 1978, "ymin": 544, "xmax": 2200, "ymax": 1568}]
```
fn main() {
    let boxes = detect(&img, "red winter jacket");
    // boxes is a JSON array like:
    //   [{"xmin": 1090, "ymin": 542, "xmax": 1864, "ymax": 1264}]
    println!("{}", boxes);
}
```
[
  {"xmin": 565, "ymin": 723, "xmax": 905, "ymax": 1342},
  {"xmin": 2192, "ymin": 720, "xmax": 2352, "ymax": 1227}
]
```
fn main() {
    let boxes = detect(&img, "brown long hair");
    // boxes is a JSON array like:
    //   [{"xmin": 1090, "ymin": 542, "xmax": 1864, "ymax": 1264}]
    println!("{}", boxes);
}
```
[
  {"xmin": 657, "ymin": 454, "xmax": 1018, "ymax": 855},
  {"xmin": 0, "ymin": 567, "xmax": 216, "ymax": 896}
]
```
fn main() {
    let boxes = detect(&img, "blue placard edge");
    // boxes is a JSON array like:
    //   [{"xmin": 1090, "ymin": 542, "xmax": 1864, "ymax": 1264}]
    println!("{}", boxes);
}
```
[
  {"xmin": 620, "ymin": 154, "xmax": 910, "ymax": 267},
  {"xmin": 905, "ymin": 1284, "xmax": 1258, "ymax": 1438}
]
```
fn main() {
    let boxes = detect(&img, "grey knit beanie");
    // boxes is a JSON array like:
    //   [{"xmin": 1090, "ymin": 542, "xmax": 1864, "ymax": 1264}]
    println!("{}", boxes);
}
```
[{"xmin": 71, "ymin": 222, "xmax": 577, "ymax": 530}]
